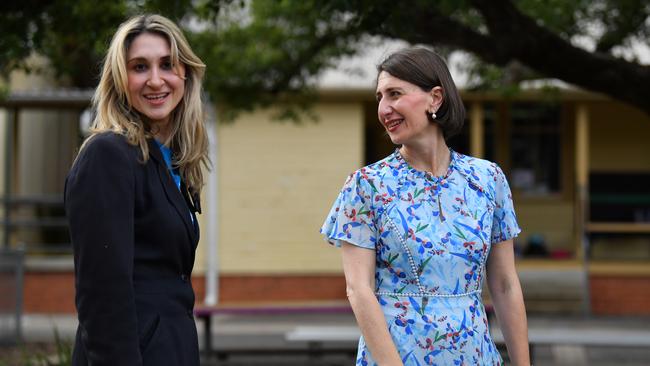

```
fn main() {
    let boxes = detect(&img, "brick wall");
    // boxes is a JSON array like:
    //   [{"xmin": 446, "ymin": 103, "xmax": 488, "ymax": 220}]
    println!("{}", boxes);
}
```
[
  {"xmin": 26, "ymin": 272, "xmax": 650, "ymax": 315},
  {"xmin": 590, "ymin": 275, "xmax": 650, "ymax": 315},
  {"xmin": 23, "ymin": 273, "xmax": 347, "ymax": 313},
  {"xmin": 216, "ymin": 274, "xmax": 346, "ymax": 303},
  {"xmin": 24, "ymin": 272, "xmax": 75, "ymax": 313}
]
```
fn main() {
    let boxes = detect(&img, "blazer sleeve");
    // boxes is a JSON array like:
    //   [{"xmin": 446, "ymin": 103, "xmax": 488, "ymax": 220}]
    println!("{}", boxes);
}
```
[{"xmin": 64, "ymin": 136, "xmax": 142, "ymax": 366}]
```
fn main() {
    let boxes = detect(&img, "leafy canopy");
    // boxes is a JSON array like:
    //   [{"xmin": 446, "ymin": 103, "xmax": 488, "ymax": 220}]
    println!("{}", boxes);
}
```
[{"xmin": 2, "ymin": 0, "xmax": 649, "ymax": 116}]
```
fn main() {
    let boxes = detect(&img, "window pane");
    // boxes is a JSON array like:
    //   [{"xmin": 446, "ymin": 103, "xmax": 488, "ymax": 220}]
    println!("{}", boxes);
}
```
[
  {"xmin": 483, "ymin": 104, "xmax": 496, "ymax": 162},
  {"xmin": 510, "ymin": 103, "xmax": 561, "ymax": 195}
]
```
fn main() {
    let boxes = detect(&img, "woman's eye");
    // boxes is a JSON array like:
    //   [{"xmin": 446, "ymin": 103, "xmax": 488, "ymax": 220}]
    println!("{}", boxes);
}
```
[
  {"xmin": 161, "ymin": 61, "xmax": 173, "ymax": 70},
  {"xmin": 390, "ymin": 91, "xmax": 400, "ymax": 97},
  {"xmin": 133, "ymin": 63, "xmax": 147, "ymax": 72}
]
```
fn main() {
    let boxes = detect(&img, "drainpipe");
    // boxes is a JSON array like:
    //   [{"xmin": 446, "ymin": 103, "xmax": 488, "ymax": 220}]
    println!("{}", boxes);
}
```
[{"xmin": 203, "ymin": 102, "xmax": 219, "ymax": 306}]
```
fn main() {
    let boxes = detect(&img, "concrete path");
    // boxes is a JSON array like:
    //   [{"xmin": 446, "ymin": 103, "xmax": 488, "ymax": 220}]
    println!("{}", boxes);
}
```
[{"xmin": 8, "ymin": 313, "xmax": 650, "ymax": 366}]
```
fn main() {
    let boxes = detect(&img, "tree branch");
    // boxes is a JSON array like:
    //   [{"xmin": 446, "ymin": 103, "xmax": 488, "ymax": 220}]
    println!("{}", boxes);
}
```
[
  {"xmin": 595, "ymin": 0, "xmax": 649, "ymax": 53},
  {"xmin": 467, "ymin": 0, "xmax": 650, "ymax": 114},
  {"xmin": 373, "ymin": 7, "xmax": 504, "ymax": 64}
]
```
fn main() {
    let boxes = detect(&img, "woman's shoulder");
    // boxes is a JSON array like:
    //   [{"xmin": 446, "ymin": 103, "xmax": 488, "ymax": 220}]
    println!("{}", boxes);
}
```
[
  {"xmin": 453, "ymin": 151, "xmax": 506, "ymax": 191},
  {"xmin": 357, "ymin": 151, "xmax": 402, "ymax": 177},
  {"xmin": 85, "ymin": 131, "xmax": 130, "ymax": 148},
  {"xmin": 87, "ymin": 131, "xmax": 139, "ymax": 152},
  {"xmin": 454, "ymin": 151, "xmax": 501, "ymax": 174},
  {"xmin": 338, "ymin": 152, "xmax": 401, "ymax": 200},
  {"xmin": 347, "ymin": 152, "xmax": 400, "ymax": 183},
  {"xmin": 76, "ymin": 132, "xmax": 137, "ymax": 165}
]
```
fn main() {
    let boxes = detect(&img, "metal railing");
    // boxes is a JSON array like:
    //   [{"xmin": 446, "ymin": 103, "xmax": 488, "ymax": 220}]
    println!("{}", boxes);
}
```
[
  {"xmin": 0, "ymin": 246, "xmax": 24, "ymax": 345},
  {"xmin": 1, "ymin": 89, "xmax": 92, "ymax": 255}
]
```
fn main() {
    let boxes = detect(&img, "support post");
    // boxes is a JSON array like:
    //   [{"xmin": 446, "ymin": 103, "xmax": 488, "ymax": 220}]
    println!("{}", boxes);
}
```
[
  {"xmin": 3, "ymin": 108, "xmax": 16, "ymax": 249},
  {"xmin": 575, "ymin": 103, "xmax": 590, "ymax": 316},
  {"xmin": 204, "ymin": 102, "xmax": 219, "ymax": 306},
  {"xmin": 470, "ymin": 102, "xmax": 485, "ymax": 158}
]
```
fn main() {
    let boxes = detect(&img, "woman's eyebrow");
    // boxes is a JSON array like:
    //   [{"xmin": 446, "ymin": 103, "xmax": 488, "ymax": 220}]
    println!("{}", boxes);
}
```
[
  {"xmin": 127, "ymin": 54, "xmax": 172, "ymax": 63},
  {"xmin": 382, "ymin": 86, "xmax": 401, "ymax": 94}
]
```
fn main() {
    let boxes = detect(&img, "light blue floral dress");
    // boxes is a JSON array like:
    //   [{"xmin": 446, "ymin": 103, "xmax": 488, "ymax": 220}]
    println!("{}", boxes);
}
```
[{"xmin": 321, "ymin": 149, "xmax": 520, "ymax": 366}]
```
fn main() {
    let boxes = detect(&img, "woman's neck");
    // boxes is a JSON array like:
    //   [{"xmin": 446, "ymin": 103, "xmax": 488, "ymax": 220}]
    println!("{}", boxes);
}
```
[
  {"xmin": 152, "ymin": 120, "xmax": 173, "ymax": 143},
  {"xmin": 400, "ymin": 128, "xmax": 450, "ymax": 176}
]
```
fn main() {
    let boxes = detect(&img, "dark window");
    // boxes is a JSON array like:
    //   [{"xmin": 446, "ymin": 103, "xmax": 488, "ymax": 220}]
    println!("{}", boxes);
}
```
[
  {"xmin": 590, "ymin": 172, "xmax": 650, "ymax": 222},
  {"xmin": 509, "ymin": 103, "xmax": 562, "ymax": 195}
]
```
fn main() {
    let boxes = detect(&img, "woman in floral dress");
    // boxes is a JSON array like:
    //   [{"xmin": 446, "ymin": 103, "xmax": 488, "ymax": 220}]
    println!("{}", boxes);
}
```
[{"xmin": 321, "ymin": 47, "xmax": 530, "ymax": 365}]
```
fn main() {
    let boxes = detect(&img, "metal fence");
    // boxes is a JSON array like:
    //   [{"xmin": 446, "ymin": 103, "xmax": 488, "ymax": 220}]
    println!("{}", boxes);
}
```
[
  {"xmin": 0, "ymin": 247, "xmax": 24, "ymax": 345},
  {"xmin": 1, "ymin": 89, "xmax": 92, "ymax": 255}
]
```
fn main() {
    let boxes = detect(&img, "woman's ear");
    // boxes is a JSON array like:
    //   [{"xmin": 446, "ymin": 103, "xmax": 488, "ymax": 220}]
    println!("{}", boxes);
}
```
[{"xmin": 429, "ymin": 86, "xmax": 444, "ymax": 113}]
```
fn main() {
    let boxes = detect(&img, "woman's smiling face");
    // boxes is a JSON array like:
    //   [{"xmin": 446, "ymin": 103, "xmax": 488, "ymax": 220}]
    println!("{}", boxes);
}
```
[
  {"xmin": 126, "ymin": 32, "xmax": 185, "ymax": 127},
  {"xmin": 376, "ymin": 71, "xmax": 437, "ymax": 145}
]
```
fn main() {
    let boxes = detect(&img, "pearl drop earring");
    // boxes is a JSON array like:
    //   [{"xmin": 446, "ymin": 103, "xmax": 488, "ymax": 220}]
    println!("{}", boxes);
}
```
[{"xmin": 431, "ymin": 112, "xmax": 437, "ymax": 120}]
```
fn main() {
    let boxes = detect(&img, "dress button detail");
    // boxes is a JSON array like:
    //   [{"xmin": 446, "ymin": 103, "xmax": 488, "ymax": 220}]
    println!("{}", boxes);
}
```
[{"xmin": 180, "ymin": 274, "xmax": 188, "ymax": 282}]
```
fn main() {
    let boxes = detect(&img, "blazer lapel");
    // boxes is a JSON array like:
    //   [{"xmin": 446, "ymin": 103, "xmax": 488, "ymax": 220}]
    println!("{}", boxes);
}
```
[{"xmin": 148, "ymin": 139, "xmax": 199, "ymax": 246}]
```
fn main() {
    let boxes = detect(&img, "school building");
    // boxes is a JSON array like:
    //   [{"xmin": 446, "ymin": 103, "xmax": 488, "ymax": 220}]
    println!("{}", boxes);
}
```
[{"xmin": 1, "ymin": 57, "xmax": 649, "ymax": 317}]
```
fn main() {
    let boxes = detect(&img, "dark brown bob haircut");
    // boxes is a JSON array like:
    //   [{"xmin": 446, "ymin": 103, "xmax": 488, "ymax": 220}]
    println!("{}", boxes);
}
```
[{"xmin": 377, "ymin": 47, "xmax": 465, "ymax": 140}]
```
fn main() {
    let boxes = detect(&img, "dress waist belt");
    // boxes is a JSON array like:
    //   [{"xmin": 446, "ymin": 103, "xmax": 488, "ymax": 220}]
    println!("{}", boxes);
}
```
[{"xmin": 375, "ymin": 288, "xmax": 482, "ymax": 298}]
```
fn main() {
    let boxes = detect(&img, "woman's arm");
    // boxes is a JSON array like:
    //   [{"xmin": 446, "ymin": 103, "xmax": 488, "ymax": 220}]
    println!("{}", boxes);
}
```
[
  {"xmin": 65, "ymin": 135, "xmax": 141, "ymax": 365},
  {"xmin": 486, "ymin": 239, "xmax": 530, "ymax": 366},
  {"xmin": 341, "ymin": 242, "xmax": 403, "ymax": 366}
]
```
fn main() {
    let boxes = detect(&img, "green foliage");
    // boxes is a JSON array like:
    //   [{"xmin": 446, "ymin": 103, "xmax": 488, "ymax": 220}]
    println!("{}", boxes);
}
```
[
  {"xmin": 2, "ymin": 0, "xmax": 648, "ymax": 118},
  {"xmin": 0, "ymin": 329, "xmax": 73, "ymax": 366},
  {"xmin": 515, "ymin": 0, "xmax": 650, "ymax": 53},
  {"xmin": 0, "ymin": 0, "xmax": 196, "ymax": 87},
  {"xmin": 0, "ymin": 1, "xmax": 52, "ymax": 76},
  {"xmin": 38, "ymin": 1, "xmax": 129, "ymax": 87},
  {"xmin": 25, "ymin": 329, "xmax": 71, "ymax": 366},
  {"xmin": 515, "ymin": 0, "xmax": 592, "ymax": 37},
  {"xmin": 0, "ymin": 85, "xmax": 9, "ymax": 102},
  {"xmin": 190, "ymin": 0, "xmax": 369, "ymax": 120},
  {"xmin": 189, "ymin": 0, "xmax": 648, "ymax": 117},
  {"xmin": 189, "ymin": 0, "xmax": 368, "ymax": 120}
]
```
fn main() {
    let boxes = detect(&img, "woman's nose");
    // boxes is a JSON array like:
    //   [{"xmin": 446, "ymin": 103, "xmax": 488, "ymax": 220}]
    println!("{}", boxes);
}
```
[
  {"xmin": 378, "ymin": 100, "xmax": 393, "ymax": 120},
  {"xmin": 146, "ymin": 67, "xmax": 164, "ymax": 88}
]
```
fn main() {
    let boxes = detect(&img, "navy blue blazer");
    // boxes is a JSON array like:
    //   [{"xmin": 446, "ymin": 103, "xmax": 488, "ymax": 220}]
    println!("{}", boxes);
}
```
[{"xmin": 65, "ymin": 132, "xmax": 200, "ymax": 366}]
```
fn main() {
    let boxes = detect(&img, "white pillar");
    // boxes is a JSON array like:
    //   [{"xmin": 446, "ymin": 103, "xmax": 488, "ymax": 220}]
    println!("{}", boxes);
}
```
[{"xmin": 203, "ymin": 102, "xmax": 219, "ymax": 306}]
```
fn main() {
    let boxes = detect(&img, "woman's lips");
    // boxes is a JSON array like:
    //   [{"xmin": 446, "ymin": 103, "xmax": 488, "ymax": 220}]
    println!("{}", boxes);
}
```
[
  {"xmin": 144, "ymin": 92, "xmax": 170, "ymax": 105},
  {"xmin": 385, "ymin": 118, "xmax": 403, "ymax": 132}
]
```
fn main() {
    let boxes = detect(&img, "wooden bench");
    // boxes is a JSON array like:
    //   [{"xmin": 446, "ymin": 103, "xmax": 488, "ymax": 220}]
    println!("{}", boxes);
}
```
[{"xmin": 193, "ymin": 301, "xmax": 352, "ymax": 354}]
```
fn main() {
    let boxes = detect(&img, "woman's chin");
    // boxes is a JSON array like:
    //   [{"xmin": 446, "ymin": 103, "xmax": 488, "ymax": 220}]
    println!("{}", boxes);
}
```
[{"xmin": 388, "ymin": 135, "xmax": 404, "ymax": 145}]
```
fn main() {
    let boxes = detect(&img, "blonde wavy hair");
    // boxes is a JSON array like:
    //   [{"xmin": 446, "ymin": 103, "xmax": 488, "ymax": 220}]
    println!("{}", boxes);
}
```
[{"xmin": 82, "ymin": 14, "xmax": 209, "ymax": 194}]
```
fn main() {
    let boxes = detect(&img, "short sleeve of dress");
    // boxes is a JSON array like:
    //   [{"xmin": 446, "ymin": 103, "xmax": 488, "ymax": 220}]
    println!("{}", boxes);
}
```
[
  {"xmin": 320, "ymin": 171, "xmax": 377, "ymax": 249},
  {"xmin": 490, "ymin": 164, "xmax": 521, "ymax": 244}
]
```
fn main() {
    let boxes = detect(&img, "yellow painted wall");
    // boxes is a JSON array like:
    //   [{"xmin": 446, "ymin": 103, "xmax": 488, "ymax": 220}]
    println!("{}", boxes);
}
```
[
  {"xmin": 515, "ymin": 200, "xmax": 575, "ymax": 251},
  {"xmin": 214, "ymin": 103, "xmax": 364, "ymax": 273},
  {"xmin": 589, "ymin": 101, "xmax": 650, "ymax": 171},
  {"xmin": 9, "ymin": 54, "xmax": 60, "ymax": 91},
  {"xmin": 1, "ymin": 54, "xmax": 58, "ymax": 202}
]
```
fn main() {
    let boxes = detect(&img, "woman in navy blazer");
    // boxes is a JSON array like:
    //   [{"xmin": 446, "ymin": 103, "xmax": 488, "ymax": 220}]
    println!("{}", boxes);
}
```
[{"xmin": 65, "ymin": 14, "xmax": 209, "ymax": 366}]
